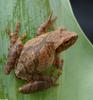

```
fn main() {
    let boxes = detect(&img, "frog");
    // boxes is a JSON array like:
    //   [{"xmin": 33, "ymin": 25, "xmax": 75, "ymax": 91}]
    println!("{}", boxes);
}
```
[{"xmin": 4, "ymin": 13, "xmax": 78, "ymax": 94}]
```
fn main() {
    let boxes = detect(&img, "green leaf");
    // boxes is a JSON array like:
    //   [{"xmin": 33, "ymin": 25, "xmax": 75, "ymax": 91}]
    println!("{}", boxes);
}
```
[{"xmin": 0, "ymin": 0, "xmax": 93, "ymax": 100}]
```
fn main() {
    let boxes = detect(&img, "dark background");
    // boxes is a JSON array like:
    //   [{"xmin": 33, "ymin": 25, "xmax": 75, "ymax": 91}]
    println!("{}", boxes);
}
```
[{"xmin": 70, "ymin": 0, "xmax": 93, "ymax": 43}]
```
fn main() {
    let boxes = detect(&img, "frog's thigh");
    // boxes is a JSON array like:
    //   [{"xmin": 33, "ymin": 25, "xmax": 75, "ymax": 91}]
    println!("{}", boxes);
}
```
[
  {"xmin": 4, "ymin": 39, "xmax": 24, "ymax": 75},
  {"xmin": 19, "ymin": 78, "xmax": 53, "ymax": 93}
]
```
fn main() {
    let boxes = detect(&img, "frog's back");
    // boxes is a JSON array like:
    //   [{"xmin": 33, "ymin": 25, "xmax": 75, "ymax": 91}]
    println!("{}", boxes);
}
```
[
  {"xmin": 24, "ymin": 34, "xmax": 48, "ymax": 49},
  {"xmin": 15, "ymin": 34, "xmax": 55, "ymax": 80}
]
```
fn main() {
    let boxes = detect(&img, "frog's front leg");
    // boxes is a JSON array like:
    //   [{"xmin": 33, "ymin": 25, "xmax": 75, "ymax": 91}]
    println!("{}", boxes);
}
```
[
  {"xmin": 36, "ymin": 12, "xmax": 57, "ymax": 36},
  {"xmin": 53, "ymin": 54, "xmax": 64, "ymax": 82},
  {"xmin": 19, "ymin": 76, "xmax": 54, "ymax": 93}
]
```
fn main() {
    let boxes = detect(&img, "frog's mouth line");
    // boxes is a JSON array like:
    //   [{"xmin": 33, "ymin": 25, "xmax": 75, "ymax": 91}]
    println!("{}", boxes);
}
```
[{"xmin": 56, "ymin": 35, "xmax": 78, "ymax": 53}]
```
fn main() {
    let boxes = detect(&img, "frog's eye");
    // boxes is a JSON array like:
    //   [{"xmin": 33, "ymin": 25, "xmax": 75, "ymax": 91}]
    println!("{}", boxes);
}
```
[
  {"xmin": 65, "ymin": 40, "xmax": 69, "ymax": 44},
  {"xmin": 63, "ymin": 39, "xmax": 70, "ymax": 45}
]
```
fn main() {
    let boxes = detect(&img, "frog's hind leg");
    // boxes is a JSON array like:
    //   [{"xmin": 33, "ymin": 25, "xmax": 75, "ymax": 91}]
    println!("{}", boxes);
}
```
[
  {"xmin": 4, "ymin": 38, "xmax": 24, "ymax": 75},
  {"xmin": 5, "ymin": 22, "xmax": 27, "ymax": 75},
  {"xmin": 19, "ymin": 77, "xmax": 54, "ymax": 93},
  {"xmin": 36, "ymin": 12, "xmax": 57, "ymax": 36}
]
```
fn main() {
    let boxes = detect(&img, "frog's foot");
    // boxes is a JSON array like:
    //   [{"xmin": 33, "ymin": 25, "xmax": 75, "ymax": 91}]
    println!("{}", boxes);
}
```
[
  {"xmin": 6, "ymin": 22, "xmax": 27, "ymax": 49},
  {"xmin": 20, "ymin": 33, "xmax": 27, "ymax": 41},
  {"xmin": 14, "ymin": 22, "xmax": 27, "ymax": 41},
  {"xmin": 36, "ymin": 12, "xmax": 57, "ymax": 36},
  {"xmin": 19, "ymin": 78, "xmax": 54, "ymax": 93},
  {"xmin": 6, "ymin": 22, "xmax": 20, "ymax": 49}
]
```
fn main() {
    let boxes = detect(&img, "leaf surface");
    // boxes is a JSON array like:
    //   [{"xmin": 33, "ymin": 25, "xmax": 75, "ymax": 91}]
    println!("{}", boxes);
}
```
[{"xmin": 0, "ymin": 0, "xmax": 93, "ymax": 100}]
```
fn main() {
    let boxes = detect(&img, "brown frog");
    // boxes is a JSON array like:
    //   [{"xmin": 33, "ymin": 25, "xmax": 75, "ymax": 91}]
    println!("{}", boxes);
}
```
[{"xmin": 4, "ymin": 13, "xmax": 78, "ymax": 93}]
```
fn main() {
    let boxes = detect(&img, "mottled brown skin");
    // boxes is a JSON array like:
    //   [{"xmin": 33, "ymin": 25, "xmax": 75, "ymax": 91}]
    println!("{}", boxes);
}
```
[{"xmin": 4, "ymin": 13, "xmax": 78, "ymax": 94}]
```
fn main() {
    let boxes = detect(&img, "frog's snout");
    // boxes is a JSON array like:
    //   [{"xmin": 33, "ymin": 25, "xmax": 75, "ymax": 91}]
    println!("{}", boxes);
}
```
[
  {"xmin": 64, "ymin": 32, "xmax": 78, "ymax": 46},
  {"xmin": 56, "ymin": 32, "xmax": 78, "ymax": 53}
]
